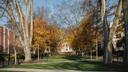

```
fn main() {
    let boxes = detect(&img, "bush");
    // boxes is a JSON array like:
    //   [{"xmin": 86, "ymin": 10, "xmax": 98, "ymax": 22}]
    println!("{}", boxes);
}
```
[
  {"xmin": 0, "ymin": 54, "xmax": 4, "ymax": 61},
  {"xmin": 31, "ymin": 54, "xmax": 38, "ymax": 59},
  {"xmin": 17, "ymin": 53, "xmax": 25, "ymax": 59}
]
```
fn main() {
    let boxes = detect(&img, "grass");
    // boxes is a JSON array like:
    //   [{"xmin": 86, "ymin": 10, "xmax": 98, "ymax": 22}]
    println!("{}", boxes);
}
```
[{"xmin": 6, "ymin": 55, "xmax": 128, "ymax": 71}]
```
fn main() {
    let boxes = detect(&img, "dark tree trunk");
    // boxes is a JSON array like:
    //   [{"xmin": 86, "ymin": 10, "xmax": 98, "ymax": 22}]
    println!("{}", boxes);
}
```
[{"xmin": 123, "ymin": 0, "xmax": 128, "ymax": 64}]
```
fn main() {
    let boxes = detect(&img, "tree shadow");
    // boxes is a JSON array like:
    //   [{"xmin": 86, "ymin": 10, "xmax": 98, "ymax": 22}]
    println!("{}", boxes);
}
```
[
  {"xmin": 5, "ymin": 55, "xmax": 128, "ymax": 71},
  {"xmin": 48, "ymin": 60, "xmax": 128, "ymax": 71},
  {"xmin": 62, "ymin": 55, "xmax": 84, "ymax": 61},
  {"xmin": 52, "ymin": 55, "xmax": 128, "ymax": 71}
]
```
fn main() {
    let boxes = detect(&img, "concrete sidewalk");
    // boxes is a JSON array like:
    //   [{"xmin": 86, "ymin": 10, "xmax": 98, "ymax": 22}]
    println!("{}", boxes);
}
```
[
  {"xmin": 0, "ymin": 68, "xmax": 84, "ymax": 72},
  {"xmin": 0, "ymin": 68, "xmax": 114, "ymax": 72}
]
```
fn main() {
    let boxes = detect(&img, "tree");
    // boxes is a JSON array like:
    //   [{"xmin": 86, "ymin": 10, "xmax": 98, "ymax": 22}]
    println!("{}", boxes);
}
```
[
  {"xmin": 33, "ymin": 9, "xmax": 64, "ymax": 56},
  {"xmin": 99, "ymin": 0, "xmax": 110, "ymax": 64},
  {"xmin": 0, "ymin": 0, "xmax": 34, "ymax": 62},
  {"xmin": 106, "ymin": 0, "xmax": 122, "ymax": 64},
  {"xmin": 81, "ymin": 0, "xmax": 122, "ymax": 64},
  {"xmin": 70, "ymin": 13, "xmax": 97, "ymax": 56},
  {"xmin": 33, "ymin": 15, "xmax": 47, "ymax": 60},
  {"xmin": 122, "ymin": 0, "xmax": 128, "ymax": 64},
  {"xmin": 99, "ymin": 0, "xmax": 122, "ymax": 64}
]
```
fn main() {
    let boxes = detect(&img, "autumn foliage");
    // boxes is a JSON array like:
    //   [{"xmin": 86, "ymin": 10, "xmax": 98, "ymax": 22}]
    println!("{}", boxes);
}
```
[{"xmin": 32, "ymin": 15, "xmax": 63, "ymax": 55}]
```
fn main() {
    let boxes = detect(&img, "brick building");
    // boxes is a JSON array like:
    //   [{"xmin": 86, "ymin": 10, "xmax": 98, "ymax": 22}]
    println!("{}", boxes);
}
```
[{"xmin": 0, "ymin": 25, "xmax": 15, "ymax": 54}]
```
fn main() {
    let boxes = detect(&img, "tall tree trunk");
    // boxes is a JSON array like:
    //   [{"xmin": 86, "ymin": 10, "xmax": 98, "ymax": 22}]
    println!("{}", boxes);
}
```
[
  {"xmin": 24, "ymin": 0, "xmax": 32, "ymax": 62},
  {"xmin": 96, "ymin": 37, "xmax": 98, "ymax": 60},
  {"xmin": 90, "ymin": 48, "xmax": 92, "ymax": 60},
  {"xmin": 38, "ymin": 45, "xmax": 40, "ymax": 61},
  {"xmin": 14, "ymin": 47, "xmax": 17, "ymax": 64},
  {"xmin": 106, "ymin": 0, "xmax": 122, "ymax": 64},
  {"xmin": 13, "ymin": 35, "xmax": 17, "ymax": 64},
  {"xmin": 100, "ymin": 0, "xmax": 110, "ymax": 64},
  {"xmin": 30, "ymin": 0, "xmax": 33, "ymax": 45},
  {"xmin": 100, "ymin": 0, "xmax": 122, "ymax": 64},
  {"xmin": 122, "ymin": 0, "xmax": 128, "ymax": 64},
  {"xmin": 102, "ymin": 15, "xmax": 109, "ymax": 64},
  {"xmin": 24, "ymin": 46, "xmax": 31, "ymax": 62},
  {"xmin": 2, "ymin": 0, "xmax": 34, "ymax": 62},
  {"xmin": 105, "ymin": 41, "xmax": 112, "ymax": 64}
]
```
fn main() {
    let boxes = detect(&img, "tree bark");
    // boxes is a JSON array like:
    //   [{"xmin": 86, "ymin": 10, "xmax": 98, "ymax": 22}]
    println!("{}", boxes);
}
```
[
  {"xmin": 30, "ymin": 0, "xmax": 33, "ymax": 45},
  {"xmin": 14, "ymin": 47, "xmax": 17, "ymax": 64},
  {"xmin": 2, "ymin": 0, "xmax": 33, "ymax": 62},
  {"xmin": 100, "ymin": 0, "xmax": 122, "ymax": 64},
  {"xmin": 106, "ymin": 0, "xmax": 122, "ymax": 64},
  {"xmin": 13, "ymin": 35, "xmax": 17, "ymax": 64},
  {"xmin": 102, "ymin": 16, "xmax": 109, "ymax": 64},
  {"xmin": 100, "ymin": 0, "xmax": 110, "ymax": 64},
  {"xmin": 15, "ymin": 0, "xmax": 33, "ymax": 62},
  {"xmin": 96, "ymin": 37, "xmax": 98, "ymax": 60},
  {"xmin": 24, "ymin": 46, "xmax": 31, "ymax": 62},
  {"xmin": 38, "ymin": 45, "xmax": 39, "ymax": 61}
]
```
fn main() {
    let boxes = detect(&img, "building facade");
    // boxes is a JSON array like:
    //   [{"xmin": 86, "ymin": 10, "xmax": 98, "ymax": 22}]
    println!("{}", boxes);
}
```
[
  {"xmin": 0, "ymin": 26, "xmax": 15, "ymax": 54},
  {"xmin": 58, "ymin": 41, "xmax": 73, "ymax": 54}
]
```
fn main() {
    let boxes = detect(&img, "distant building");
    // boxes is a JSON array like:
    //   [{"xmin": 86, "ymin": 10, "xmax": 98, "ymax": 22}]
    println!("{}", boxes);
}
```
[{"xmin": 57, "ymin": 41, "xmax": 73, "ymax": 54}]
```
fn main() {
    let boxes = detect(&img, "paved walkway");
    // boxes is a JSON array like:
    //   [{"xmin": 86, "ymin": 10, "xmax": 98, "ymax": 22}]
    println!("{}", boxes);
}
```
[
  {"xmin": 0, "ymin": 68, "xmax": 85, "ymax": 72},
  {"xmin": 0, "ymin": 68, "xmax": 115, "ymax": 72}
]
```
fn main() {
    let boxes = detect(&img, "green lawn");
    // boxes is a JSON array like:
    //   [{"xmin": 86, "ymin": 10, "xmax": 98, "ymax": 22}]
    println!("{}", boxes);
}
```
[{"xmin": 6, "ymin": 55, "xmax": 128, "ymax": 71}]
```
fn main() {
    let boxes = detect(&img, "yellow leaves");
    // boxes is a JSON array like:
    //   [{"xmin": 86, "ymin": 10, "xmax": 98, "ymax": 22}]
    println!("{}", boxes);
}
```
[
  {"xmin": 66, "ymin": 32, "xmax": 74, "ymax": 44},
  {"xmin": 68, "ymin": 15, "xmax": 97, "ymax": 50},
  {"xmin": 32, "ymin": 17, "xmax": 64, "ymax": 50}
]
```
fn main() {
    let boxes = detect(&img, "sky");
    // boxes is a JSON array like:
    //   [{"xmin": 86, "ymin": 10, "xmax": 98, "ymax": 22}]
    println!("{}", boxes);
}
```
[
  {"xmin": 0, "ymin": 0, "xmax": 44, "ymax": 25},
  {"xmin": 41, "ymin": 0, "xmax": 119, "ymax": 28},
  {"xmin": 0, "ymin": 0, "xmax": 119, "ymax": 28},
  {"xmin": 34, "ymin": 0, "xmax": 43, "ymax": 10},
  {"xmin": 0, "ymin": 0, "xmax": 64, "ymax": 25},
  {"xmin": 42, "ymin": 0, "xmax": 85, "ymax": 28}
]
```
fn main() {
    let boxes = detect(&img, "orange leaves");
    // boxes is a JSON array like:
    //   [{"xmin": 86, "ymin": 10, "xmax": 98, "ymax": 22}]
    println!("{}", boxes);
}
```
[
  {"xmin": 69, "ymin": 14, "xmax": 102, "ymax": 51},
  {"xmin": 32, "ymin": 16, "xmax": 64, "ymax": 50},
  {"xmin": 33, "ymin": 17, "xmax": 48, "ymax": 48}
]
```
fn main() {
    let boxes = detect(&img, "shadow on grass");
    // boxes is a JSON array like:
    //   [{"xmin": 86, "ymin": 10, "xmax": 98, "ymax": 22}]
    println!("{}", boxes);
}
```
[
  {"xmin": 7, "ymin": 55, "xmax": 128, "ymax": 71},
  {"xmin": 61, "ymin": 55, "xmax": 128, "ymax": 71},
  {"xmin": 9, "ymin": 60, "xmax": 128, "ymax": 71},
  {"xmin": 62, "ymin": 55, "xmax": 83, "ymax": 61},
  {"xmin": 48, "ymin": 61, "xmax": 127, "ymax": 71}
]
